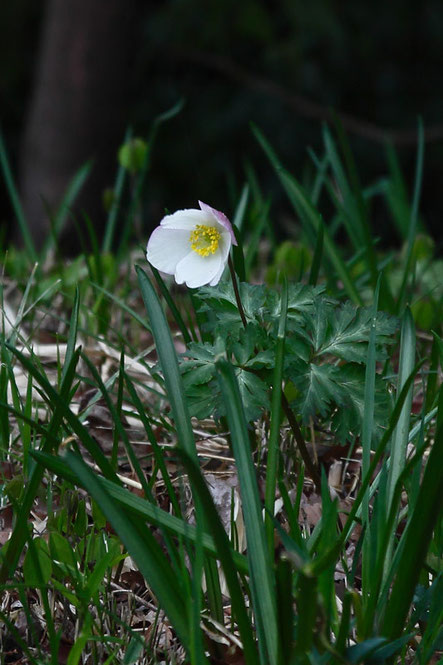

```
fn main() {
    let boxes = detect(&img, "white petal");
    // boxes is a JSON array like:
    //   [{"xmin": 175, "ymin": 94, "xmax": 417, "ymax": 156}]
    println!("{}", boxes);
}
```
[
  {"xmin": 146, "ymin": 227, "xmax": 191, "ymax": 274},
  {"xmin": 175, "ymin": 250, "xmax": 222, "ymax": 288},
  {"xmin": 209, "ymin": 235, "xmax": 231, "ymax": 285},
  {"xmin": 159, "ymin": 208, "xmax": 210, "ymax": 231},
  {"xmin": 198, "ymin": 201, "xmax": 237, "ymax": 245}
]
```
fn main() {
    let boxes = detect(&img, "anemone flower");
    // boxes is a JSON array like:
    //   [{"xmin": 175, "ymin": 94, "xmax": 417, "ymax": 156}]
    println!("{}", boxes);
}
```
[{"xmin": 146, "ymin": 201, "xmax": 237, "ymax": 288}]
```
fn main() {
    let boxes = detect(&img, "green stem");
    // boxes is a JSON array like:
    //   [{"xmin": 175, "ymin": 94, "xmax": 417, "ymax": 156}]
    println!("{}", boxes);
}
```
[
  {"xmin": 281, "ymin": 393, "xmax": 321, "ymax": 493},
  {"xmin": 228, "ymin": 254, "xmax": 247, "ymax": 328},
  {"xmin": 228, "ymin": 254, "xmax": 320, "ymax": 492}
]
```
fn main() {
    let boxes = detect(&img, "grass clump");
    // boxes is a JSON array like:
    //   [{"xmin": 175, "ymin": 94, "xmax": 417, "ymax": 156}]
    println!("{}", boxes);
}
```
[{"xmin": 0, "ymin": 124, "xmax": 442, "ymax": 664}]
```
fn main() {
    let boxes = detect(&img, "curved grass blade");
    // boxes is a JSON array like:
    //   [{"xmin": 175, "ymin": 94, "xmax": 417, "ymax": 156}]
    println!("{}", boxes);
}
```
[
  {"xmin": 102, "ymin": 126, "xmax": 132, "ymax": 253},
  {"xmin": 31, "ymin": 448, "xmax": 248, "ymax": 574},
  {"xmin": 177, "ymin": 449, "xmax": 259, "ymax": 665},
  {"xmin": 308, "ymin": 224, "xmax": 324, "ymax": 286},
  {"xmin": 265, "ymin": 276, "xmax": 287, "ymax": 553},
  {"xmin": 386, "ymin": 307, "xmax": 416, "ymax": 512},
  {"xmin": 216, "ymin": 359, "xmax": 278, "ymax": 665},
  {"xmin": 64, "ymin": 450, "xmax": 192, "ymax": 652},
  {"xmin": 252, "ymin": 123, "xmax": 362, "ymax": 304},
  {"xmin": 150, "ymin": 266, "xmax": 192, "ymax": 345},
  {"xmin": 136, "ymin": 265, "xmax": 196, "ymax": 460},
  {"xmin": 0, "ymin": 346, "xmax": 85, "ymax": 582},
  {"xmin": 309, "ymin": 358, "xmax": 425, "ymax": 576},
  {"xmin": 0, "ymin": 127, "xmax": 37, "ymax": 262},
  {"xmin": 383, "ymin": 386, "xmax": 443, "ymax": 641},
  {"xmin": 396, "ymin": 118, "xmax": 425, "ymax": 312},
  {"xmin": 41, "ymin": 160, "xmax": 92, "ymax": 259}
]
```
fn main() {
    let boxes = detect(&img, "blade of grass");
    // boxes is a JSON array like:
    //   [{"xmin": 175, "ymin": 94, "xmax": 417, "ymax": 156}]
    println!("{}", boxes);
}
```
[
  {"xmin": 361, "ymin": 275, "xmax": 381, "ymax": 605},
  {"xmin": 61, "ymin": 286, "xmax": 80, "ymax": 385},
  {"xmin": 40, "ymin": 160, "xmax": 92, "ymax": 259},
  {"xmin": 102, "ymin": 126, "xmax": 132, "ymax": 253},
  {"xmin": 31, "ymin": 448, "xmax": 248, "ymax": 574},
  {"xmin": 177, "ymin": 449, "xmax": 259, "ymax": 665},
  {"xmin": 3, "ymin": 343, "xmax": 119, "ymax": 478},
  {"xmin": 383, "ymin": 387, "xmax": 443, "ymax": 641},
  {"xmin": 216, "ymin": 358, "xmax": 278, "ymax": 665},
  {"xmin": 150, "ymin": 266, "xmax": 192, "ymax": 345},
  {"xmin": 232, "ymin": 183, "xmax": 249, "ymax": 232},
  {"xmin": 386, "ymin": 307, "xmax": 416, "ymax": 512},
  {"xmin": 64, "ymin": 450, "xmax": 192, "ymax": 652},
  {"xmin": 0, "ymin": 127, "xmax": 37, "ymax": 262},
  {"xmin": 0, "ymin": 346, "xmax": 84, "ymax": 583},
  {"xmin": 265, "ymin": 276, "xmax": 287, "ymax": 554},
  {"xmin": 136, "ymin": 265, "xmax": 197, "ymax": 460},
  {"xmin": 252, "ymin": 124, "xmax": 362, "ymax": 304},
  {"xmin": 308, "ymin": 225, "xmax": 324, "ymax": 286},
  {"xmin": 396, "ymin": 118, "xmax": 425, "ymax": 312},
  {"xmin": 309, "ymin": 358, "xmax": 425, "ymax": 576}
]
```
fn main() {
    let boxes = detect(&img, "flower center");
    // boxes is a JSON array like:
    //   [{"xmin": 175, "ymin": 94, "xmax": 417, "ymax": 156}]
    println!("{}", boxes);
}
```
[{"xmin": 189, "ymin": 225, "xmax": 221, "ymax": 257}]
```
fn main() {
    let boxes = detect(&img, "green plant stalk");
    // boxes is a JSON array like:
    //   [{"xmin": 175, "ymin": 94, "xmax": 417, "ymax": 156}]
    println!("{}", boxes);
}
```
[
  {"xmin": 265, "ymin": 276, "xmax": 288, "ymax": 554},
  {"xmin": 137, "ymin": 265, "xmax": 227, "ymax": 630},
  {"xmin": 216, "ymin": 359, "xmax": 279, "ymax": 665},
  {"xmin": 361, "ymin": 444, "xmax": 428, "ymax": 637},
  {"xmin": 0, "ymin": 346, "xmax": 83, "ymax": 583},
  {"xmin": 177, "ymin": 449, "xmax": 259, "ymax": 665},
  {"xmin": 252, "ymin": 123, "xmax": 363, "ymax": 304},
  {"xmin": 0, "ymin": 127, "xmax": 37, "ymax": 262},
  {"xmin": 275, "ymin": 558, "xmax": 294, "ymax": 664},
  {"xmin": 308, "ymin": 224, "xmax": 324, "ymax": 286},
  {"xmin": 136, "ymin": 265, "xmax": 197, "ymax": 460},
  {"xmin": 40, "ymin": 161, "xmax": 92, "ymax": 260},
  {"xmin": 361, "ymin": 276, "xmax": 381, "ymax": 606},
  {"xmin": 64, "ymin": 450, "xmax": 191, "ymax": 650},
  {"xmin": 150, "ymin": 266, "xmax": 192, "ymax": 345},
  {"xmin": 383, "ymin": 387, "xmax": 443, "ymax": 642},
  {"xmin": 294, "ymin": 571, "xmax": 317, "ymax": 659},
  {"xmin": 396, "ymin": 118, "xmax": 425, "ymax": 312},
  {"xmin": 227, "ymin": 256, "xmax": 320, "ymax": 491},
  {"xmin": 386, "ymin": 308, "xmax": 416, "ymax": 512},
  {"xmin": 308, "ymin": 359, "xmax": 424, "ymax": 576},
  {"xmin": 227, "ymin": 255, "xmax": 247, "ymax": 327},
  {"xmin": 31, "ymin": 448, "xmax": 249, "ymax": 574},
  {"xmin": 102, "ymin": 126, "xmax": 131, "ymax": 253}
]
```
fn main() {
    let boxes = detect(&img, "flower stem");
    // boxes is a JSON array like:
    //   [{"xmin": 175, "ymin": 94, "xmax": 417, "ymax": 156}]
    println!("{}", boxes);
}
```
[
  {"xmin": 228, "ymin": 254, "xmax": 247, "ymax": 328},
  {"xmin": 281, "ymin": 393, "xmax": 321, "ymax": 493}
]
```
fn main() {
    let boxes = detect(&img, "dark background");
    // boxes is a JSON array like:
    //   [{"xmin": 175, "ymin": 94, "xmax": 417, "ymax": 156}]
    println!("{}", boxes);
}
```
[{"xmin": 1, "ymin": 0, "xmax": 443, "ymax": 251}]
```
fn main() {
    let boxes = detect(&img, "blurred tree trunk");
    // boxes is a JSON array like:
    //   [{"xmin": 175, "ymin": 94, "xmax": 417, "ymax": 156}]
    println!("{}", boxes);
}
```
[{"xmin": 18, "ymin": 0, "xmax": 139, "ymax": 252}]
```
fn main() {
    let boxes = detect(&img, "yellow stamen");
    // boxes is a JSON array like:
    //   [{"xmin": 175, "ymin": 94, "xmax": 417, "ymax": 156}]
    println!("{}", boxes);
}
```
[{"xmin": 189, "ymin": 225, "xmax": 221, "ymax": 257}]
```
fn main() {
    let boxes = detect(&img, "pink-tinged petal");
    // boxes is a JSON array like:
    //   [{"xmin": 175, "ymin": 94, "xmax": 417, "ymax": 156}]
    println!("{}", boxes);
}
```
[
  {"xmin": 146, "ymin": 227, "xmax": 191, "ymax": 274},
  {"xmin": 198, "ymin": 201, "xmax": 237, "ymax": 246},
  {"xmin": 175, "ymin": 250, "xmax": 222, "ymax": 288},
  {"xmin": 159, "ymin": 208, "xmax": 207, "ymax": 230}
]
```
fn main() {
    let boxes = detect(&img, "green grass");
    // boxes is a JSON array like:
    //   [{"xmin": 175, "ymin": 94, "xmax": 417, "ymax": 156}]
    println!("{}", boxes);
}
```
[{"xmin": 0, "ymin": 123, "xmax": 442, "ymax": 664}]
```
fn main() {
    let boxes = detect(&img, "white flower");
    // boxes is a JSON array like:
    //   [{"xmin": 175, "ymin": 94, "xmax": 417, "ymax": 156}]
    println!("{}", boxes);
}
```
[{"xmin": 146, "ymin": 201, "xmax": 237, "ymax": 288}]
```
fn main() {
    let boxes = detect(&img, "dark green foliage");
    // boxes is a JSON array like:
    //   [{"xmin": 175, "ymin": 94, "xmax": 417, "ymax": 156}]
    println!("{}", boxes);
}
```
[{"xmin": 177, "ymin": 282, "xmax": 397, "ymax": 443}]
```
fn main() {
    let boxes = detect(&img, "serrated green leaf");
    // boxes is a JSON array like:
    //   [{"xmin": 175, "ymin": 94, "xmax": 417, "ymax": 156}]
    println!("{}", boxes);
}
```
[
  {"xmin": 313, "ymin": 302, "xmax": 397, "ymax": 363},
  {"xmin": 330, "ymin": 365, "xmax": 391, "ymax": 445},
  {"xmin": 291, "ymin": 361, "xmax": 343, "ymax": 422},
  {"xmin": 232, "ymin": 323, "xmax": 262, "ymax": 365},
  {"xmin": 185, "ymin": 383, "xmax": 219, "ymax": 420},
  {"xmin": 235, "ymin": 369, "xmax": 270, "ymax": 421},
  {"xmin": 197, "ymin": 281, "xmax": 267, "ymax": 326},
  {"xmin": 182, "ymin": 364, "xmax": 215, "ymax": 389},
  {"xmin": 244, "ymin": 349, "xmax": 275, "ymax": 369}
]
